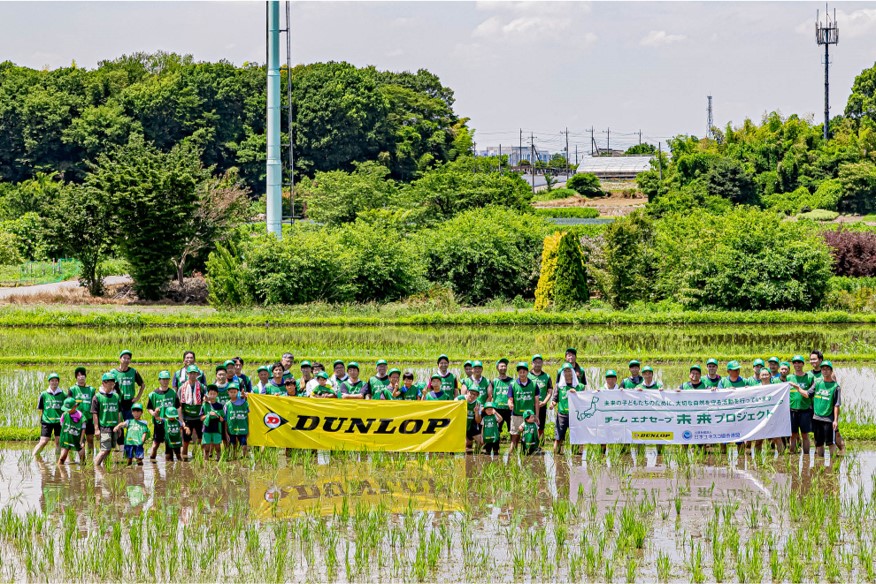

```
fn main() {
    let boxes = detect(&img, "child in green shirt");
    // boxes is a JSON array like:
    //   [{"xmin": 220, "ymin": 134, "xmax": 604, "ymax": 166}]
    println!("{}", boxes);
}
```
[
  {"xmin": 519, "ymin": 410, "xmax": 539, "ymax": 455},
  {"xmin": 476, "ymin": 402, "xmax": 503, "ymax": 455},
  {"xmin": 163, "ymin": 408, "xmax": 184, "ymax": 462},
  {"xmin": 311, "ymin": 371, "xmax": 339, "ymax": 398},
  {"xmin": 224, "ymin": 385, "xmax": 249, "ymax": 458},
  {"xmin": 113, "ymin": 403, "xmax": 151, "ymax": 466},
  {"xmin": 33, "ymin": 372, "xmax": 65, "ymax": 460},
  {"xmin": 57, "ymin": 397, "xmax": 85, "ymax": 465},
  {"xmin": 200, "ymin": 387, "xmax": 225, "ymax": 461}
]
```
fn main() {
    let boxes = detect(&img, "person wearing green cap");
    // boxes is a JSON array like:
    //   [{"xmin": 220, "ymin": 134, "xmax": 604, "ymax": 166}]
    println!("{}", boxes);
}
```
[
  {"xmin": 508, "ymin": 362, "xmax": 539, "ymax": 453},
  {"xmin": 110, "ymin": 350, "xmax": 145, "ymax": 433},
  {"xmin": 777, "ymin": 362, "xmax": 791, "ymax": 383},
  {"xmin": 395, "ymin": 371, "xmax": 424, "ymax": 400},
  {"xmin": 718, "ymin": 362, "xmax": 748, "ymax": 389},
  {"xmin": 556, "ymin": 348, "xmax": 587, "ymax": 387},
  {"xmin": 375, "ymin": 368, "xmax": 402, "ymax": 400},
  {"xmin": 518, "ymin": 410, "xmax": 540, "ymax": 455},
  {"xmin": 529, "ymin": 355, "xmax": 553, "ymax": 441},
  {"xmin": 147, "ymin": 370, "xmax": 181, "ymax": 462},
  {"xmin": 369, "ymin": 360, "xmax": 391, "ymax": 400},
  {"xmin": 199, "ymin": 386, "xmax": 225, "ymax": 461},
  {"xmin": 463, "ymin": 360, "xmax": 473, "ymax": 380},
  {"xmin": 92, "ymin": 372, "xmax": 122, "ymax": 467},
  {"xmin": 766, "ymin": 357, "xmax": 781, "ymax": 381},
  {"xmin": 436, "ymin": 354, "xmax": 458, "ymax": 399},
  {"xmin": 173, "ymin": 351, "xmax": 206, "ymax": 392},
  {"xmin": 457, "ymin": 385, "xmax": 482, "ymax": 452},
  {"xmin": 788, "ymin": 355, "xmax": 816, "ymax": 454},
  {"xmin": 680, "ymin": 365, "xmax": 706, "ymax": 390},
  {"xmin": 638, "ymin": 366, "xmax": 663, "ymax": 390},
  {"xmin": 601, "ymin": 370, "xmax": 619, "ymax": 391},
  {"xmin": 68, "ymin": 366, "xmax": 96, "ymax": 457},
  {"xmin": 33, "ymin": 372, "xmax": 65, "ymax": 460},
  {"xmin": 702, "ymin": 359, "xmax": 722, "ymax": 388},
  {"xmin": 491, "ymin": 358, "xmax": 514, "ymax": 436},
  {"xmin": 254, "ymin": 365, "xmax": 271, "ymax": 394},
  {"xmin": 311, "ymin": 371, "xmax": 339, "ymax": 398},
  {"xmin": 812, "ymin": 361, "xmax": 841, "ymax": 457},
  {"xmin": 265, "ymin": 363, "xmax": 287, "ymax": 396},
  {"xmin": 329, "ymin": 360, "xmax": 348, "ymax": 389},
  {"xmin": 476, "ymin": 402, "xmax": 503, "ymax": 455},
  {"xmin": 231, "ymin": 357, "xmax": 253, "ymax": 395},
  {"xmin": 747, "ymin": 359, "xmax": 766, "ymax": 386},
  {"xmin": 163, "ymin": 408, "xmax": 184, "ymax": 461},
  {"xmin": 621, "ymin": 360, "xmax": 643, "ymax": 389},
  {"xmin": 424, "ymin": 374, "xmax": 448, "ymax": 400},
  {"xmin": 214, "ymin": 362, "xmax": 234, "ymax": 406},
  {"xmin": 340, "ymin": 363, "xmax": 371, "ymax": 399},
  {"xmin": 57, "ymin": 397, "xmax": 85, "ymax": 465},
  {"xmin": 224, "ymin": 384, "xmax": 249, "ymax": 458},
  {"xmin": 178, "ymin": 365, "xmax": 206, "ymax": 460},
  {"xmin": 299, "ymin": 361, "xmax": 316, "ymax": 396},
  {"xmin": 462, "ymin": 360, "xmax": 491, "ymax": 407},
  {"xmin": 554, "ymin": 363, "xmax": 584, "ymax": 455},
  {"xmin": 114, "ymin": 403, "xmax": 151, "ymax": 466}
]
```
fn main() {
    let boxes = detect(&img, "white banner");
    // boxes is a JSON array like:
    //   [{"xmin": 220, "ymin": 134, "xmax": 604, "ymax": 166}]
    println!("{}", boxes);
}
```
[{"xmin": 569, "ymin": 383, "xmax": 791, "ymax": 444}]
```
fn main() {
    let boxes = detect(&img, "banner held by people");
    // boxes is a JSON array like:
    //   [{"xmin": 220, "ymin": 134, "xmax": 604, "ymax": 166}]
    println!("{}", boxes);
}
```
[
  {"xmin": 569, "ymin": 384, "xmax": 792, "ymax": 445},
  {"xmin": 248, "ymin": 394, "xmax": 466, "ymax": 452}
]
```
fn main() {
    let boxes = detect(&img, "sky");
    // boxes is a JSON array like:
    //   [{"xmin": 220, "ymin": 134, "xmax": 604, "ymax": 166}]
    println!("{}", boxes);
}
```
[{"xmin": 1, "ymin": 1, "xmax": 875, "ymax": 155}]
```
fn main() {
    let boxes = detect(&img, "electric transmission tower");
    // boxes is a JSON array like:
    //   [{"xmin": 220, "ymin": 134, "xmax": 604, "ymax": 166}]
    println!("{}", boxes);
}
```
[{"xmin": 816, "ymin": 5, "xmax": 839, "ymax": 141}]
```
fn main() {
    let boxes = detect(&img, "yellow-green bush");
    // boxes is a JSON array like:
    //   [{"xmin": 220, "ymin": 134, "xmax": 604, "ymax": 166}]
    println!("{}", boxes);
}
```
[{"xmin": 534, "ymin": 232, "xmax": 564, "ymax": 311}]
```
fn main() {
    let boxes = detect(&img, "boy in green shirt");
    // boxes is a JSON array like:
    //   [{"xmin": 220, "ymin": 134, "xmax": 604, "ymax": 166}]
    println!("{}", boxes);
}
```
[
  {"xmin": 68, "ymin": 366, "xmax": 96, "ymax": 457},
  {"xmin": 491, "ymin": 358, "xmax": 514, "ymax": 435},
  {"xmin": 601, "ymin": 370, "xmax": 619, "ymax": 390},
  {"xmin": 340, "ymin": 363, "xmax": 370, "ymax": 399},
  {"xmin": 424, "ymin": 374, "xmax": 447, "ymax": 400},
  {"xmin": 33, "ymin": 372, "xmax": 65, "ymax": 460},
  {"xmin": 508, "ymin": 362, "xmax": 539, "ymax": 453},
  {"xmin": 529, "ymin": 355, "xmax": 553, "ymax": 441},
  {"xmin": 812, "ymin": 361, "xmax": 841, "ymax": 458},
  {"xmin": 224, "ymin": 385, "xmax": 249, "ymax": 458},
  {"xmin": 374, "ymin": 368, "xmax": 400, "ymax": 400},
  {"xmin": 311, "ymin": 371, "xmax": 339, "ymax": 398},
  {"xmin": 788, "ymin": 355, "xmax": 815, "ymax": 454},
  {"xmin": 57, "ymin": 397, "xmax": 85, "ymax": 465},
  {"xmin": 476, "ymin": 402, "xmax": 503, "ymax": 455},
  {"xmin": 146, "ymin": 370, "xmax": 180, "ymax": 462},
  {"xmin": 92, "ymin": 372, "xmax": 121, "ymax": 467},
  {"xmin": 200, "ymin": 387, "xmax": 225, "ymax": 461},
  {"xmin": 114, "ymin": 403, "xmax": 151, "ymax": 466},
  {"xmin": 518, "ymin": 410, "xmax": 540, "ymax": 455},
  {"xmin": 163, "ymin": 408, "xmax": 184, "ymax": 462},
  {"xmin": 395, "ymin": 371, "xmax": 423, "ymax": 400},
  {"xmin": 621, "ymin": 360, "xmax": 643, "ymax": 389},
  {"xmin": 456, "ymin": 386, "xmax": 481, "ymax": 452}
]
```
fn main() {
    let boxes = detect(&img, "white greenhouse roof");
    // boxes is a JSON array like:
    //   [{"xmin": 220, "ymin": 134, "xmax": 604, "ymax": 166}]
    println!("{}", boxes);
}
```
[{"xmin": 575, "ymin": 156, "xmax": 654, "ymax": 175}]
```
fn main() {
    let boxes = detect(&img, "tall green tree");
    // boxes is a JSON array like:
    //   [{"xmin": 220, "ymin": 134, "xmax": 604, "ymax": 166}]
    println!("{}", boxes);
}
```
[{"xmin": 52, "ymin": 184, "xmax": 113, "ymax": 295}]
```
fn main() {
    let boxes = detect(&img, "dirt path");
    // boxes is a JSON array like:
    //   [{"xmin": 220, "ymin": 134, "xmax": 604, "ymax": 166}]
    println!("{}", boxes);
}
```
[{"xmin": 0, "ymin": 276, "xmax": 131, "ymax": 300}]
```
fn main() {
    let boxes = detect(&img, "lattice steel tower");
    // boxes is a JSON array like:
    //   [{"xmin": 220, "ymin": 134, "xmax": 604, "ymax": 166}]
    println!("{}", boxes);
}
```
[
  {"xmin": 816, "ymin": 5, "xmax": 839, "ymax": 141},
  {"xmin": 707, "ymin": 95, "xmax": 714, "ymax": 139}
]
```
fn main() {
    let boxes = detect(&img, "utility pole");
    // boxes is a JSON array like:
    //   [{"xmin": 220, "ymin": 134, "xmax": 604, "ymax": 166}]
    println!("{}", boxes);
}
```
[
  {"xmin": 816, "ymin": 6, "xmax": 839, "ymax": 141},
  {"xmin": 658, "ymin": 142, "xmax": 663, "ymax": 181},
  {"xmin": 564, "ymin": 127, "xmax": 570, "ymax": 176},
  {"xmin": 499, "ymin": 144, "xmax": 503, "ymax": 174},
  {"xmin": 606, "ymin": 128, "xmax": 611, "ymax": 152},
  {"xmin": 575, "ymin": 144, "xmax": 578, "ymax": 166},
  {"xmin": 638, "ymin": 129, "xmax": 642, "ymax": 145},
  {"xmin": 284, "ymin": 1, "xmax": 294, "ymax": 223},
  {"xmin": 519, "ymin": 128, "xmax": 523, "ymax": 167},
  {"xmin": 590, "ymin": 126, "xmax": 595, "ymax": 156},
  {"xmin": 707, "ymin": 95, "xmax": 714, "ymax": 139},
  {"xmin": 530, "ymin": 132, "xmax": 536, "ymax": 193},
  {"xmin": 265, "ymin": 0, "xmax": 282, "ymax": 238}
]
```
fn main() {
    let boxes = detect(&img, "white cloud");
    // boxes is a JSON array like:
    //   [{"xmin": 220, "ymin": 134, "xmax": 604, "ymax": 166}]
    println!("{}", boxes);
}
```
[
  {"xmin": 795, "ymin": 8, "xmax": 876, "ymax": 38},
  {"xmin": 639, "ymin": 30, "xmax": 687, "ymax": 47},
  {"xmin": 471, "ymin": 1, "xmax": 594, "ymax": 45}
]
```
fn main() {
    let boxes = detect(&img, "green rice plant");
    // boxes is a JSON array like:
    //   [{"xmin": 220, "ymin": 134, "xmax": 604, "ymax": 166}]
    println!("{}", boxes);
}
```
[
  {"xmin": 625, "ymin": 556, "xmax": 638, "ymax": 583},
  {"xmin": 656, "ymin": 551, "xmax": 671, "ymax": 582},
  {"xmin": 688, "ymin": 539, "xmax": 705, "ymax": 583}
]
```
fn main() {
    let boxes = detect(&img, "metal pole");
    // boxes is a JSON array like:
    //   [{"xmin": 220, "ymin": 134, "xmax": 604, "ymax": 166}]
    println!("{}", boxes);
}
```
[
  {"xmin": 824, "ymin": 41, "xmax": 830, "ymax": 141},
  {"xmin": 266, "ymin": 0, "xmax": 282, "ymax": 238},
  {"xmin": 530, "ymin": 132, "xmax": 535, "ymax": 193},
  {"xmin": 565, "ymin": 127, "xmax": 569, "ymax": 177},
  {"xmin": 658, "ymin": 142, "xmax": 663, "ymax": 181},
  {"xmin": 285, "ymin": 0, "xmax": 294, "ymax": 223}
]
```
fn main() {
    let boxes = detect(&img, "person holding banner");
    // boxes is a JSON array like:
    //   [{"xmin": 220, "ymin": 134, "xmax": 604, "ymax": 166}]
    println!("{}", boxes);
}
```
[
  {"xmin": 424, "ymin": 374, "xmax": 448, "ymax": 400},
  {"xmin": 601, "ymin": 370, "xmax": 619, "ymax": 391},
  {"xmin": 718, "ymin": 361, "xmax": 748, "ymax": 389},
  {"xmin": 812, "ymin": 361, "xmax": 841, "ymax": 458},
  {"xmin": 339, "ymin": 363, "xmax": 369, "ymax": 399},
  {"xmin": 553, "ymin": 362, "xmax": 583, "ymax": 455},
  {"xmin": 507, "ymin": 362, "xmax": 539, "ymax": 453},
  {"xmin": 373, "ymin": 369, "xmax": 401, "ymax": 400},
  {"xmin": 621, "ymin": 360, "xmax": 643, "ymax": 389},
  {"xmin": 637, "ymin": 366, "xmax": 662, "ymax": 390},
  {"xmin": 680, "ymin": 365, "xmax": 706, "ymax": 390},
  {"xmin": 703, "ymin": 359, "xmax": 722, "ymax": 388},
  {"xmin": 394, "ymin": 371, "xmax": 424, "ymax": 400},
  {"xmin": 748, "ymin": 359, "xmax": 765, "ymax": 385},
  {"xmin": 265, "ymin": 364, "xmax": 285, "ymax": 395},
  {"xmin": 788, "ymin": 355, "xmax": 815, "ymax": 454},
  {"xmin": 369, "ymin": 360, "xmax": 391, "ymax": 398},
  {"xmin": 435, "ymin": 355, "xmax": 458, "ymax": 399}
]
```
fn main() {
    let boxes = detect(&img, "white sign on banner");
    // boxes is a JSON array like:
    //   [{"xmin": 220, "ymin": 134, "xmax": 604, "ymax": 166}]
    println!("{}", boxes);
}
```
[{"xmin": 568, "ymin": 383, "xmax": 792, "ymax": 445}]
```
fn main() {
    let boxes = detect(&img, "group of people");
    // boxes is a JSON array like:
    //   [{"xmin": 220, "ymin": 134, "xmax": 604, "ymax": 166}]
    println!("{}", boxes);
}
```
[{"xmin": 31, "ymin": 347, "xmax": 843, "ymax": 466}]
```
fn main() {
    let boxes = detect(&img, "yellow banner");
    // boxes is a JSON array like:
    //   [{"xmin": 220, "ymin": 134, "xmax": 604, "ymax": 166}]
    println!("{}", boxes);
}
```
[
  {"xmin": 247, "ymin": 395, "xmax": 467, "ymax": 452},
  {"xmin": 249, "ymin": 459, "xmax": 465, "ymax": 518}
]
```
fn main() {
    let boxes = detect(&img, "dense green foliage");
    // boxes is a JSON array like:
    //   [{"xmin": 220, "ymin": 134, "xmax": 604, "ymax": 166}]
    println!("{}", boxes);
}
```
[
  {"xmin": 552, "ymin": 232, "xmax": 589, "ymax": 309},
  {"xmin": 532, "ymin": 207, "xmax": 599, "ymax": 218},
  {"xmin": 566, "ymin": 173, "xmax": 603, "ymax": 197}
]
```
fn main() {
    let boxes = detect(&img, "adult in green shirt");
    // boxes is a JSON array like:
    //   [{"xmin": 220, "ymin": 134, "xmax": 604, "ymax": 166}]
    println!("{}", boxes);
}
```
[
  {"xmin": 529, "ymin": 354, "xmax": 553, "ymax": 440},
  {"xmin": 463, "ymin": 360, "xmax": 473, "ymax": 381},
  {"xmin": 621, "ymin": 360, "xmax": 643, "ymax": 389},
  {"xmin": 111, "ymin": 349, "xmax": 145, "ymax": 435},
  {"xmin": 33, "ymin": 372, "xmax": 65, "ymax": 460},
  {"xmin": 394, "ymin": 371, "xmax": 424, "ymax": 400},
  {"xmin": 702, "ymin": 358, "xmax": 722, "ymax": 388},
  {"xmin": 68, "ymin": 366, "xmax": 96, "ymax": 456},
  {"xmin": 812, "ymin": 361, "xmax": 841, "ymax": 458},
  {"xmin": 766, "ymin": 357, "xmax": 781, "ymax": 381},
  {"xmin": 508, "ymin": 362, "xmax": 539, "ymax": 453},
  {"xmin": 147, "ymin": 370, "xmax": 180, "ymax": 461},
  {"xmin": 369, "ymin": 359, "xmax": 391, "ymax": 396},
  {"xmin": 748, "ymin": 359, "xmax": 765, "ymax": 386},
  {"xmin": 809, "ymin": 350, "xmax": 823, "ymax": 379},
  {"xmin": 553, "ymin": 363, "xmax": 584, "ymax": 455},
  {"xmin": 172, "ymin": 351, "xmax": 206, "ymax": 391},
  {"xmin": 463, "ymin": 361, "xmax": 492, "ymax": 406},
  {"xmin": 718, "ymin": 361, "xmax": 748, "ymax": 389},
  {"xmin": 178, "ymin": 365, "xmax": 206, "ymax": 460},
  {"xmin": 491, "ymin": 358, "xmax": 514, "ymax": 435},
  {"xmin": 638, "ymin": 365, "xmax": 663, "ymax": 390},
  {"xmin": 680, "ymin": 364, "xmax": 707, "ymax": 390},
  {"xmin": 340, "ymin": 363, "xmax": 370, "ymax": 399},
  {"xmin": 436, "ymin": 354, "xmax": 458, "ymax": 399},
  {"xmin": 92, "ymin": 372, "xmax": 121, "ymax": 467},
  {"xmin": 788, "ymin": 355, "xmax": 815, "ymax": 454}
]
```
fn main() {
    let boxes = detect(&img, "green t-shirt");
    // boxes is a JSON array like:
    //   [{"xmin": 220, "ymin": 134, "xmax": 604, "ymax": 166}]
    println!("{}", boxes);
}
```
[
  {"xmin": 788, "ymin": 372, "xmax": 815, "ymax": 411},
  {"xmin": 68, "ymin": 385, "xmax": 95, "ymax": 418},
  {"xmin": 680, "ymin": 381, "xmax": 706, "ymax": 390},
  {"xmin": 812, "ymin": 369, "xmax": 823, "ymax": 379},
  {"xmin": 528, "ymin": 371, "xmax": 552, "ymax": 400},
  {"xmin": 747, "ymin": 370, "xmax": 763, "ymax": 386},
  {"xmin": 201, "ymin": 402, "xmax": 224, "ymax": 433},
  {"xmin": 311, "ymin": 385, "xmax": 339, "ymax": 398},
  {"xmin": 265, "ymin": 381, "xmax": 287, "ymax": 397},
  {"xmin": 554, "ymin": 383, "xmax": 584, "ymax": 416},
  {"xmin": 522, "ymin": 421, "xmax": 539, "ymax": 449},
  {"xmin": 112, "ymin": 367, "xmax": 139, "ymax": 402},
  {"xmin": 146, "ymin": 389, "xmax": 179, "ymax": 425},
  {"xmin": 718, "ymin": 376, "xmax": 748, "ymax": 389},
  {"xmin": 369, "ymin": 375, "xmax": 390, "ymax": 396},
  {"xmin": 482, "ymin": 413, "xmax": 500, "ymax": 443},
  {"xmin": 491, "ymin": 377, "xmax": 513, "ymax": 409},
  {"xmin": 424, "ymin": 390, "xmax": 447, "ymax": 401},
  {"xmin": 701, "ymin": 375, "xmax": 722, "ymax": 389},
  {"xmin": 372, "ymin": 387, "xmax": 394, "ymax": 400},
  {"xmin": 437, "ymin": 372, "xmax": 457, "ymax": 400},
  {"xmin": 621, "ymin": 376, "xmax": 643, "ymax": 389},
  {"xmin": 463, "ymin": 377, "xmax": 490, "ymax": 406},
  {"xmin": 59, "ymin": 412, "xmax": 84, "ymax": 449},
  {"xmin": 164, "ymin": 418, "xmax": 183, "ymax": 448},
  {"xmin": 813, "ymin": 380, "xmax": 840, "ymax": 420},
  {"xmin": 38, "ymin": 390, "xmax": 65, "ymax": 424},
  {"xmin": 398, "ymin": 383, "xmax": 423, "ymax": 400},
  {"xmin": 94, "ymin": 391, "xmax": 121, "ymax": 428},
  {"xmin": 124, "ymin": 419, "xmax": 151, "ymax": 446},
  {"xmin": 341, "ymin": 379, "xmax": 368, "ymax": 397},
  {"xmin": 224, "ymin": 400, "xmax": 249, "ymax": 435},
  {"xmin": 509, "ymin": 379, "xmax": 537, "ymax": 416},
  {"xmin": 456, "ymin": 395, "xmax": 479, "ymax": 428}
]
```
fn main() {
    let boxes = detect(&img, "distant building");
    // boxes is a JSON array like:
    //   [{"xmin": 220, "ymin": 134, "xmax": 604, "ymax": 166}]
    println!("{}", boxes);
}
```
[
  {"xmin": 575, "ymin": 155, "xmax": 654, "ymax": 180},
  {"xmin": 476, "ymin": 145, "xmax": 553, "ymax": 165}
]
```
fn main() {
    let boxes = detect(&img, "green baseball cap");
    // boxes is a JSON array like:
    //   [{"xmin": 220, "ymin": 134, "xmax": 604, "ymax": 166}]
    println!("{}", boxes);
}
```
[
  {"xmin": 165, "ymin": 408, "xmax": 178, "ymax": 419},
  {"xmin": 780, "ymin": 361, "xmax": 790, "ymax": 368},
  {"xmin": 791, "ymin": 355, "xmax": 805, "ymax": 363},
  {"xmin": 628, "ymin": 359, "xmax": 641, "ymax": 367},
  {"xmin": 131, "ymin": 403, "xmax": 144, "ymax": 411},
  {"xmin": 753, "ymin": 359, "xmax": 765, "ymax": 367},
  {"xmin": 437, "ymin": 354, "xmax": 449, "ymax": 364},
  {"xmin": 467, "ymin": 385, "xmax": 480, "ymax": 394},
  {"xmin": 496, "ymin": 358, "xmax": 509, "ymax": 367},
  {"xmin": 300, "ymin": 360, "xmax": 312, "ymax": 368},
  {"xmin": 472, "ymin": 360, "xmax": 484, "ymax": 368},
  {"xmin": 47, "ymin": 372, "xmax": 60, "ymax": 381},
  {"xmin": 523, "ymin": 409, "xmax": 535, "ymax": 419},
  {"xmin": 430, "ymin": 374, "xmax": 442, "ymax": 380},
  {"xmin": 532, "ymin": 354, "xmax": 543, "ymax": 362},
  {"xmin": 768, "ymin": 357, "xmax": 780, "ymax": 364},
  {"xmin": 605, "ymin": 369, "xmax": 617, "ymax": 378},
  {"xmin": 485, "ymin": 402, "xmax": 495, "ymax": 409},
  {"xmin": 158, "ymin": 370, "xmax": 171, "ymax": 380},
  {"xmin": 223, "ymin": 359, "xmax": 236, "ymax": 369},
  {"xmin": 388, "ymin": 368, "xmax": 401, "ymax": 376},
  {"xmin": 74, "ymin": 366, "xmax": 87, "ymax": 377},
  {"xmin": 316, "ymin": 371, "xmax": 329, "ymax": 379},
  {"xmin": 727, "ymin": 361, "xmax": 741, "ymax": 371},
  {"xmin": 376, "ymin": 359, "xmax": 388, "ymax": 367},
  {"xmin": 347, "ymin": 362, "xmax": 360, "ymax": 370},
  {"xmin": 516, "ymin": 362, "xmax": 529, "ymax": 371},
  {"xmin": 186, "ymin": 365, "xmax": 200, "ymax": 374},
  {"xmin": 228, "ymin": 382, "xmax": 240, "ymax": 390},
  {"xmin": 690, "ymin": 364, "xmax": 702, "ymax": 372},
  {"xmin": 257, "ymin": 365, "xmax": 270, "ymax": 373},
  {"xmin": 565, "ymin": 347, "xmax": 577, "ymax": 355},
  {"xmin": 62, "ymin": 397, "xmax": 77, "ymax": 411},
  {"xmin": 215, "ymin": 364, "xmax": 226, "ymax": 372},
  {"xmin": 463, "ymin": 360, "xmax": 472, "ymax": 368},
  {"xmin": 706, "ymin": 358, "xmax": 718, "ymax": 366},
  {"xmin": 101, "ymin": 372, "xmax": 116, "ymax": 382},
  {"xmin": 821, "ymin": 360, "xmax": 833, "ymax": 369},
  {"xmin": 333, "ymin": 360, "xmax": 345, "ymax": 367},
  {"xmin": 561, "ymin": 363, "xmax": 573, "ymax": 370},
  {"xmin": 119, "ymin": 349, "xmax": 132, "ymax": 358},
  {"xmin": 642, "ymin": 365, "xmax": 653, "ymax": 373}
]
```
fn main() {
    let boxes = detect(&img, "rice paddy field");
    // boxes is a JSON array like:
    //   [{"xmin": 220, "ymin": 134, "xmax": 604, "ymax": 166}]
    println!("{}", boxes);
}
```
[{"xmin": 1, "ymin": 320, "xmax": 876, "ymax": 581}]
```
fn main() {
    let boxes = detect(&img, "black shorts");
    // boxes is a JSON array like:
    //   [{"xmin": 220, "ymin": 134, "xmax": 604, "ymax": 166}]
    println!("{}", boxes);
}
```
[
  {"xmin": 466, "ymin": 423, "xmax": 481, "ymax": 440},
  {"xmin": 813, "ymin": 419, "xmax": 835, "ymax": 447},
  {"xmin": 228, "ymin": 434, "xmax": 248, "ymax": 446},
  {"xmin": 791, "ymin": 410, "xmax": 813, "ymax": 435},
  {"xmin": 483, "ymin": 441, "xmax": 500, "ymax": 455},
  {"xmin": 40, "ymin": 422, "xmax": 61, "ymax": 438},
  {"xmin": 152, "ymin": 423, "xmax": 166, "ymax": 443},
  {"xmin": 496, "ymin": 408, "xmax": 512, "ymax": 435},
  {"xmin": 538, "ymin": 405, "xmax": 547, "ymax": 430},
  {"xmin": 183, "ymin": 419, "xmax": 203, "ymax": 443},
  {"xmin": 84, "ymin": 420, "xmax": 95, "ymax": 436},
  {"xmin": 555, "ymin": 413, "xmax": 570, "ymax": 442}
]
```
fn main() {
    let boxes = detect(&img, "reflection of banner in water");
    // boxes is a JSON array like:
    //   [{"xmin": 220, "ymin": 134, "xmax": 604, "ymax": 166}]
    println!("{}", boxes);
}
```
[
  {"xmin": 569, "ymin": 384, "xmax": 792, "ymax": 444},
  {"xmin": 250, "ymin": 459, "xmax": 465, "ymax": 518},
  {"xmin": 247, "ymin": 395, "xmax": 466, "ymax": 452}
]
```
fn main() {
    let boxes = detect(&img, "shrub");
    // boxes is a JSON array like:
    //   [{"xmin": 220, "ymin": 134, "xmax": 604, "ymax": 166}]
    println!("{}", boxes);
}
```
[
  {"xmin": 553, "ymin": 232, "xmax": 589, "ymax": 309},
  {"xmin": 0, "ymin": 231, "xmax": 22, "ymax": 265},
  {"xmin": 205, "ymin": 240, "xmax": 254, "ymax": 306},
  {"xmin": 763, "ymin": 186, "xmax": 820, "ymax": 214},
  {"xmin": 812, "ymin": 179, "xmax": 844, "ymax": 211},
  {"xmin": 534, "ymin": 232, "xmax": 563, "ymax": 311},
  {"xmin": 297, "ymin": 161, "xmax": 404, "ymax": 226},
  {"xmin": 838, "ymin": 162, "xmax": 876, "ymax": 214},
  {"xmin": 822, "ymin": 228, "xmax": 876, "ymax": 276},
  {"xmin": 798, "ymin": 209, "xmax": 839, "ymax": 221},
  {"xmin": 602, "ymin": 211, "xmax": 660, "ymax": 308},
  {"xmin": 532, "ymin": 207, "xmax": 599, "ymax": 219},
  {"xmin": 705, "ymin": 157, "xmax": 760, "ymax": 206},
  {"xmin": 420, "ymin": 206, "xmax": 547, "ymax": 304},
  {"xmin": 566, "ymin": 173, "xmax": 603, "ymax": 197},
  {"xmin": 532, "ymin": 187, "xmax": 578, "ymax": 202}
]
